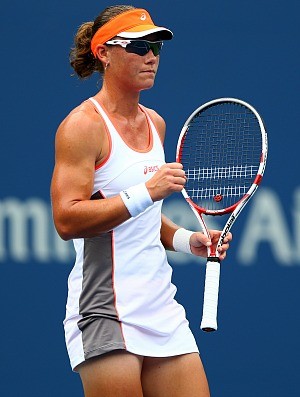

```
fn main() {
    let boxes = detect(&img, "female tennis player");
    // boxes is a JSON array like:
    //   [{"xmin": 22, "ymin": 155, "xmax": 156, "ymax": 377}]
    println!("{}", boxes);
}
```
[{"xmin": 51, "ymin": 5, "xmax": 232, "ymax": 397}]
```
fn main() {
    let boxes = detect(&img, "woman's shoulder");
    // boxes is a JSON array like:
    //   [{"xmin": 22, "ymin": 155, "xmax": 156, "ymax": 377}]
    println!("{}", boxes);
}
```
[
  {"xmin": 57, "ymin": 99, "xmax": 104, "ymax": 139},
  {"xmin": 63, "ymin": 99, "xmax": 99, "ymax": 125},
  {"xmin": 141, "ymin": 105, "xmax": 163, "ymax": 121},
  {"xmin": 54, "ymin": 99, "xmax": 108, "ymax": 164}
]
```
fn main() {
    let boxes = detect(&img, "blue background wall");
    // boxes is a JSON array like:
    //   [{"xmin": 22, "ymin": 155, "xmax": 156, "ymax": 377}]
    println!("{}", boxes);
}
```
[{"xmin": 1, "ymin": 1, "xmax": 299, "ymax": 396}]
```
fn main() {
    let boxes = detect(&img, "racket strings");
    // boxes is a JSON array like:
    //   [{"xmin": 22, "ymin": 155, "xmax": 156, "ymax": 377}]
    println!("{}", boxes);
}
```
[
  {"xmin": 188, "ymin": 185, "xmax": 250, "ymax": 201},
  {"xmin": 186, "ymin": 165, "xmax": 258, "ymax": 200},
  {"xmin": 186, "ymin": 164, "xmax": 258, "ymax": 180},
  {"xmin": 180, "ymin": 103, "xmax": 262, "ymax": 210}
]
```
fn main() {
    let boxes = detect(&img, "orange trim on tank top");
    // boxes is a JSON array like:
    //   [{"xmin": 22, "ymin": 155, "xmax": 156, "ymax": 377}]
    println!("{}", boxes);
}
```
[
  {"xmin": 138, "ymin": 104, "xmax": 164, "ymax": 147},
  {"xmin": 93, "ymin": 109, "xmax": 112, "ymax": 171}
]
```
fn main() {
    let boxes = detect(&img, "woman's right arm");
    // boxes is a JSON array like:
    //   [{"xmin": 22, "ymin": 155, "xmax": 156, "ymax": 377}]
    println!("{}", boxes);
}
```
[{"xmin": 51, "ymin": 107, "xmax": 131, "ymax": 240}]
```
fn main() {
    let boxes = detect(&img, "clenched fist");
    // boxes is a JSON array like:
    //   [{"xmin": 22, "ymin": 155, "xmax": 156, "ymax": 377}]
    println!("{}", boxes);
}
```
[{"xmin": 146, "ymin": 163, "xmax": 186, "ymax": 201}]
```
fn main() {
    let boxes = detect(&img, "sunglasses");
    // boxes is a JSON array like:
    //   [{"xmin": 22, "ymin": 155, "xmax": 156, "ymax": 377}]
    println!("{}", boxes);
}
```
[{"xmin": 105, "ymin": 39, "xmax": 163, "ymax": 56}]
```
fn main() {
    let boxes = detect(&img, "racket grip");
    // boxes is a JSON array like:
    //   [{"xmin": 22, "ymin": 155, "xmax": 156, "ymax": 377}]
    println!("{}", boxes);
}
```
[{"xmin": 200, "ymin": 258, "xmax": 220, "ymax": 332}]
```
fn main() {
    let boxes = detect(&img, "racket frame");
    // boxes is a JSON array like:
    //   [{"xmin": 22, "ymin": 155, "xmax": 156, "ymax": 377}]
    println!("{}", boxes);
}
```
[{"xmin": 176, "ymin": 97, "xmax": 268, "ymax": 332}]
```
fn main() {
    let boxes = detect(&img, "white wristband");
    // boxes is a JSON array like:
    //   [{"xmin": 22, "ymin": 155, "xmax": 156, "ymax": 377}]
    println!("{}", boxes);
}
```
[
  {"xmin": 120, "ymin": 183, "xmax": 153, "ymax": 218},
  {"xmin": 173, "ymin": 228, "xmax": 194, "ymax": 254}
]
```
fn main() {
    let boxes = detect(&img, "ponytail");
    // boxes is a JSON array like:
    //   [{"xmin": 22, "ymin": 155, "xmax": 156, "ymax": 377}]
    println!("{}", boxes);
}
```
[{"xmin": 70, "ymin": 21, "xmax": 104, "ymax": 78}]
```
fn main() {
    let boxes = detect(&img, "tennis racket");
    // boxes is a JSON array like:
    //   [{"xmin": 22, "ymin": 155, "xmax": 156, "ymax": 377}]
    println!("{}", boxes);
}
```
[{"xmin": 176, "ymin": 97, "xmax": 268, "ymax": 332}]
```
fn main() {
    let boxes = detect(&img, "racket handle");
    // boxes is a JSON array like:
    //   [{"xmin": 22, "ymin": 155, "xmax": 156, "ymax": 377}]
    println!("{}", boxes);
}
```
[{"xmin": 200, "ymin": 258, "xmax": 220, "ymax": 332}]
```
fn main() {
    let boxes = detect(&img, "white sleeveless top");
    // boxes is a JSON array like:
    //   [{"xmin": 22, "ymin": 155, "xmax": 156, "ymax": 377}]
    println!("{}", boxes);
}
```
[{"xmin": 63, "ymin": 98, "xmax": 198, "ymax": 370}]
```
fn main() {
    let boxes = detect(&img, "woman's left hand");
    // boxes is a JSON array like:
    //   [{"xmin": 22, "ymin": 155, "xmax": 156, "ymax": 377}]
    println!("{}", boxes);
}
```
[{"xmin": 189, "ymin": 230, "xmax": 232, "ymax": 261}]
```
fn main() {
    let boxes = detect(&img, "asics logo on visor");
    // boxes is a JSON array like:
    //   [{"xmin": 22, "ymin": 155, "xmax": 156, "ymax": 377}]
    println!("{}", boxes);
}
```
[{"xmin": 140, "ymin": 13, "xmax": 147, "ymax": 20}]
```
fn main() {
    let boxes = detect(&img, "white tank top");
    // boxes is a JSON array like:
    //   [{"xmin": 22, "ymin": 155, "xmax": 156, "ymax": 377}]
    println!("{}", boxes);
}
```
[{"xmin": 65, "ymin": 98, "xmax": 196, "ymax": 361}]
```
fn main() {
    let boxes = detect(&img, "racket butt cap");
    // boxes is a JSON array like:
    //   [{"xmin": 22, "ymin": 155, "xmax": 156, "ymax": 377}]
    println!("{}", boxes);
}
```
[
  {"xmin": 201, "ymin": 326, "xmax": 217, "ymax": 333},
  {"xmin": 200, "ymin": 320, "xmax": 218, "ymax": 332}
]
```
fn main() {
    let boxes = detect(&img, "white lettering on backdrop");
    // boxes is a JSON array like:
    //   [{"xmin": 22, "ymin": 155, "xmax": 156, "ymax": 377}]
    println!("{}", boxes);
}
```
[{"xmin": 0, "ymin": 187, "xmax": 298, "ymax": 266}]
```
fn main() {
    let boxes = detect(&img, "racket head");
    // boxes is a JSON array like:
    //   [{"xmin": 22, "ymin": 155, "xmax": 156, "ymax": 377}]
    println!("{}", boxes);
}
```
[{"xmin": 176, "ymin": 98, "xmax": 267, "ymax": 216}]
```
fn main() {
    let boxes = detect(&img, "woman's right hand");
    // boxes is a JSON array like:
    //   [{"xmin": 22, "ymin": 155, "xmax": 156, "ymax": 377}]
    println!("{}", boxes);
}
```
[{"xmin": 146, "ymin": 162, "xmax": 186, "ymax": 201}]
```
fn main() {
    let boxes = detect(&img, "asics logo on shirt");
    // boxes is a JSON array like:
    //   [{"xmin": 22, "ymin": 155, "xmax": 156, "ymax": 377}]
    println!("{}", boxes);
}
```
[{"xmin": 144, "ymin": 165, "xmax": 159, "ymax": 175}]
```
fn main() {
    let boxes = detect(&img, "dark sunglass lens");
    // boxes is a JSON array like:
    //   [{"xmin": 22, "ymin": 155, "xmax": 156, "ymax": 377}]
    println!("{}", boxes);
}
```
[
  {"xmin": 125, "ymin": 41, "xmax": 163, "ymax": 56},
  {"xmin": 125, "ymin": 41, "xmax": 149, "ymax": 56},
  {"xmin": 149, "ymin": 42, "xmax": 163, "ymax": 56}
]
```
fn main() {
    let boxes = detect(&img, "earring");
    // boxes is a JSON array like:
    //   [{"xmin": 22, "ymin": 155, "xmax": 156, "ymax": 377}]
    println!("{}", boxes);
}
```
[{"xmin": 105, "ymin": 61, "xmax": 110, "ymax": 70}]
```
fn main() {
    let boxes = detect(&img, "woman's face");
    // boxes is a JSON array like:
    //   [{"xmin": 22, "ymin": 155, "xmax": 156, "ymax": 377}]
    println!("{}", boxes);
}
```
[{"xmin": 105, "ymin": 35, "xmax": 162, "ymax": 92}]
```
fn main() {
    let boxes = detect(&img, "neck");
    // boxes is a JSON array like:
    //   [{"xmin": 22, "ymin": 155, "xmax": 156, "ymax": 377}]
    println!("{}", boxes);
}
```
[{"xmin": 96, "ymin": 81, "xmax": 141, "ymax": 118}]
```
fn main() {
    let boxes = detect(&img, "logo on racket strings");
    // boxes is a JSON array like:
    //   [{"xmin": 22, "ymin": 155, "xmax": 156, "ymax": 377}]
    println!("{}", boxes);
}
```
[{"xmin": 214, "ymin": 194, "xmax": 223, "ymax": 202}]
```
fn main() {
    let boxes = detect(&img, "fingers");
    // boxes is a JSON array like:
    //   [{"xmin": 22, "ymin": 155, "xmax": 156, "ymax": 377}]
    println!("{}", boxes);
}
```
[
  {"xmin": 190, "ymin": 231, "xmax": 211, "ymax": 248},
  {"xmin": 201, "ymin": 230, "xmax": 232, "ymax": 261},
  {"xmin": 216, "ymin": 232, "xmax": 232, "ymax": 261},
  {"xmin": 162, "ymin": 162, "xmax": 186, "ymax": 183}
]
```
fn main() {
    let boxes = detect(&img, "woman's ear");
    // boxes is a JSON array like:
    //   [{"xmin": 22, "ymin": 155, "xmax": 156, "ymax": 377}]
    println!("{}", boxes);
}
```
[{"xmin": 94, "ymin": 44, "xmax": 109, "ymax": 64}]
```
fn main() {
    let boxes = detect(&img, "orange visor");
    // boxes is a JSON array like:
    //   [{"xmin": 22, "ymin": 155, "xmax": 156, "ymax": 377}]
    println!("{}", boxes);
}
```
[{"xmin": 91, "ymin": 8, "xmax": 173, "ymax": 56}]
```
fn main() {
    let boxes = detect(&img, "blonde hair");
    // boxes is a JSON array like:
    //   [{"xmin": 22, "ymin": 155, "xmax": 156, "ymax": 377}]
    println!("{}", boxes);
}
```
[{"xmin": 69, "ymin": 5, "xmax": 135, "ymax": 79}]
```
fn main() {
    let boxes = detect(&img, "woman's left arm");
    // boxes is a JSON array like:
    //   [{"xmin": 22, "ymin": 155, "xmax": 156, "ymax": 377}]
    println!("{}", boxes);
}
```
[{"xmin": 160, "ymin": 214, "xmax": 232, "ymax": 261}]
